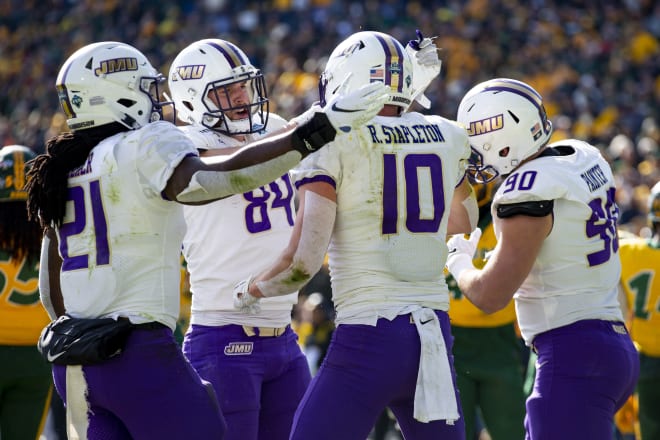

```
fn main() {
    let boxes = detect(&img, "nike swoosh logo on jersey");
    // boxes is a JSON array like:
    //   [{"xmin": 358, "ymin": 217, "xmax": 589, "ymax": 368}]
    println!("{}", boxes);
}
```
[
  {"xmin": 331, "ymin": 102, "xmax": 361, "ymax": 113},
  {"xmin": 420, "ymin": 318, "xmax": 434, "ymax": 325}
]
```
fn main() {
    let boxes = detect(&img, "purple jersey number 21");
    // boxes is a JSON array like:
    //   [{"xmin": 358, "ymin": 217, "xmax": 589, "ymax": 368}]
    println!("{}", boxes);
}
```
[{"xmin": 59, "ymin": 180, "xmax": 110, "ymax": 271}]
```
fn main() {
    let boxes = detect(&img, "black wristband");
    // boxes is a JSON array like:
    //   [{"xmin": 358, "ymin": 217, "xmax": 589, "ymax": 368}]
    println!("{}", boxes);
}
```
[{"xmin": 291, "ymin": 111, "xmax": 337, "ymax": 156}]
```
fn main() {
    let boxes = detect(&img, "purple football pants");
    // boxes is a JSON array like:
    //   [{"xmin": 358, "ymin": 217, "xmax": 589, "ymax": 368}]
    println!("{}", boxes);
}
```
[
  {"xmin": 183, "ymin": 324, "xmax": 311, "ymax": 440},
  {"xmin": 525, "ymin": 319, "xmax": 639, "ymax": 440},
  {"xmin": 290, "ymin": 311, "xmax": 465, "ymax": 440},
  {"xmin": 53, "ymin": 326, "xmax": 226, "ymax": 439}
]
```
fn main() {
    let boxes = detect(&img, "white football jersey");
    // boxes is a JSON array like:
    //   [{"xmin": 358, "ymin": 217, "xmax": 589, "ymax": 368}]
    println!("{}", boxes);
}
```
[
  {"xmin": 57, "ymin": 121, "xmax": 197, "ymax": 329},
  {"xmin": 181, "ymin": 114, "xmax": 299, "ymax": 327},
  {"xmin": 291, "ymin": 111, "xmax": 470, "ymax": 326},
  {"xmin": 492, "ymin": 139, "xmax": 624, "ymax": 344}
]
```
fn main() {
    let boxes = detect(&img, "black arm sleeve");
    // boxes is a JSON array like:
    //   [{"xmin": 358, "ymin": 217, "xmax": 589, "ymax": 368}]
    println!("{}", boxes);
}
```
[
  {"xmin": 290, "ymin": 112, "xmax": 336, "ymax": 156},
  {"xmin": 496, "ymin": 200, "xmax": 554, "ymax": 218}
]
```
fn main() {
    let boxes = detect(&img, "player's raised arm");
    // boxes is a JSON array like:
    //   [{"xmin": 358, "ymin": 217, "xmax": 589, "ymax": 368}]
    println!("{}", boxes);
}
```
[{"xmin": 165, "ymin": 81, "xmax": 389, "ymax": 203}]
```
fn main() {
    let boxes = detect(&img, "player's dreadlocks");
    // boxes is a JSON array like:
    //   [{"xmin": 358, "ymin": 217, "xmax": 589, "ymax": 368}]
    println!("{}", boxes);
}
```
[
  {"xmin": 0, "ymin": 201, "xmax": 41, "ymax": 264},
  {"xmin": 26, "ymin": 122, "xmax": 127, "ymax": 229}
]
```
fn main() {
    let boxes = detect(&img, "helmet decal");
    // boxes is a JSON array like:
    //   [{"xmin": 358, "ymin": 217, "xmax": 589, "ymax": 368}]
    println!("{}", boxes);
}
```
[
  {"xmin": 466, "ymin": 114, "xmax": 504, "ymax": 136},
  {"xmin": 94, "ymin": 57, "xmax": 138, "ymax": 76},
  {"xmin": 337, "ymin": 41, "xmax": 364, "ymax": 58},
  {"xmin": 172, "ymin": 65, "xmax": 205, "ymax": 81}
]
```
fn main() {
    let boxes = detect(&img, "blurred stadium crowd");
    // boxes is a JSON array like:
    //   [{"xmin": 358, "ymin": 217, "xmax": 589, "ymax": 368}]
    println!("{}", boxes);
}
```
[{"xmin": 0, "ymin": 0, "xmax": 658, "ymax": 233}]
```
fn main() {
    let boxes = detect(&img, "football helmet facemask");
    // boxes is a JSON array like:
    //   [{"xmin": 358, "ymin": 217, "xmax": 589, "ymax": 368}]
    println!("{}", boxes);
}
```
[
  {"xmin": 0, "ymin": 145, "xmax": 36, "ymax": 202},
  {"xmin": 457, "ymin": 78, "xmax": 553, "ymax": 182},
  {"xmin": 319, "ymin": 31, "xmax": 413, "ymax": 112},
  {"xmin": 168, "ymin": 38, "xmax": 268, "ymax": 135},
  {"xmin": 56, "ymin": 41, "xmax": 166, "ymax": 131}
]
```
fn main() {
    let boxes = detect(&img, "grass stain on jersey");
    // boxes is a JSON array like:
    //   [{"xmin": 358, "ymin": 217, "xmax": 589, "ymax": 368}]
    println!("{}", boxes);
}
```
[
  {"xmin": 107, "ymin": 179, "xmax": 121, "ymax": 204},
  {"xmin": 284, "ymin": 264, "xmax": 310, "ymax": 285},
  {"xmin": 230, "ymin": 174, "xmax": 260, "ymax": 193}
]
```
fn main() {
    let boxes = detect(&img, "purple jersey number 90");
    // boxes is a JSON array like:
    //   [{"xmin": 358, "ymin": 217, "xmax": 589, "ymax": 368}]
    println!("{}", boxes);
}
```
[
  {"xmin": 503, "ymin": 170, "xmax": 619, "ymax": 267},
  {"xmin": 586, "ymin": 186, "xmax": 619, "ymax": 266}
]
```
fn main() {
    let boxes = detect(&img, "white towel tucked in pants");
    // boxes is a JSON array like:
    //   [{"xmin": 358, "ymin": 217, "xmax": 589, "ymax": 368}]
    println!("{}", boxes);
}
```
[{"xmin": 411, "ymin": 307, "xmax": 460, "ymax": 423}]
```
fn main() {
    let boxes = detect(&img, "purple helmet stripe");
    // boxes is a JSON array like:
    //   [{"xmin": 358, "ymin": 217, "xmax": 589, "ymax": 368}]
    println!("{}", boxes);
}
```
[
  {"xmin": 207, "ymin": 41, "xmax": 245, "ymax": 69},
  {"xmin": 374, "ymin": 34, "xmax": 404, "ymax": 93},
  {"xmin": 485, "ymin": 79, "xmax": 551, "ymax": 134}
]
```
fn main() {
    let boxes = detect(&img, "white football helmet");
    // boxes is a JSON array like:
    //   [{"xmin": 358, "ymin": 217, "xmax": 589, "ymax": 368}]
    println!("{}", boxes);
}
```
[
  {"xmin": 319, "ymin": 31, "xmax": 413, "ymax": 112},
  {"xmin": 168, "ymin": 38, "xmax": 268, "ymax": 135},
  {"xmin": 56, "ymin": 41, "xmax": 166, "ymax": 131},
  {"xmin": 457, "ymin": 78, "xmax": 553, "ymax": 182}
]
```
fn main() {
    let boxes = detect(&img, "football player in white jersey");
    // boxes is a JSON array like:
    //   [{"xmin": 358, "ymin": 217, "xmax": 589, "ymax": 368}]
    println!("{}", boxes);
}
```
[
  {"xmin": 167, "ymin": 38, "xmax": 311, "ymax": 440},
  {"xmin": 448, "ymin": 78, "xmax": 640, "ymax": 439},
  {"xmin": 234, "ymin": 31, "xmax": 479, "ymax": 440},
  {"xmin": 25, "ymin": 41, "xmax": 388, "ymax": 440}
]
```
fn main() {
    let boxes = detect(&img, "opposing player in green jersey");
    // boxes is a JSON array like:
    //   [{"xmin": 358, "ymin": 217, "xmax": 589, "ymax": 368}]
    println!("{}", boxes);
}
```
[
  {"xmin": 618, "ymin": 181, "xmax": 660, "ymax": 440},
  {"xmin": 0, "ymin": 145, "xmax": 53, "ymax": 440}
]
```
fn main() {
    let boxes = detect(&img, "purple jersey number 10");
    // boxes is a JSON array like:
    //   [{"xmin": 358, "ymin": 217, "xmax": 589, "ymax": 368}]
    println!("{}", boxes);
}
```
[
  {"xmin": 59, "ymin": 180, "xmax": 110, "ymax": 271},
  {"xmin": 382, "ymin": 153, "xmax": 445, "ymax": 234}
]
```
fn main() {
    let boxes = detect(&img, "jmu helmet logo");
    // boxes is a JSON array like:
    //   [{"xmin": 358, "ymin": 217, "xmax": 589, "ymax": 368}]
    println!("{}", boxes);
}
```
[
  {"xmin": 467, "ymin": 114, "xmax": 504, "ymax": 136},
  {"xmin": 94, "ymin": 57, "xmax": 138, "ymax": 76},
  {"xmin": 172, "ymin": 65, "xmax": 206, "ymax": 82}
]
